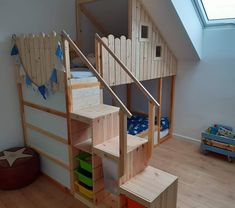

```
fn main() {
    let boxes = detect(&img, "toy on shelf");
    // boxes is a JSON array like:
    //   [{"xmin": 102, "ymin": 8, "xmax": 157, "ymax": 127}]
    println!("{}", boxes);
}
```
[{"xmin": 201, "ymin": 124, "xmax": 235, "ymax": 162}]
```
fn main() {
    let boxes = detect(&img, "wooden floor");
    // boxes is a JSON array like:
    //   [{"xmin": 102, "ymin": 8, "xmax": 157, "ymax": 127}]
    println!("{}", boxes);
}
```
[{"xmin": 0, "ymin": 138, "xmax": 234, "ymax": 208}]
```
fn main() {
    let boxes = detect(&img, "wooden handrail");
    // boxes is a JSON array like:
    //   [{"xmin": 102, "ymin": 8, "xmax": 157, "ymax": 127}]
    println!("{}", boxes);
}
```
[
  {"xmin": 61, "ymin": 30, "xmax": 132, "ymax": 118},
  {"xmin": 95, "ymin": 33, "xmax": 160, "ymax": 107}
]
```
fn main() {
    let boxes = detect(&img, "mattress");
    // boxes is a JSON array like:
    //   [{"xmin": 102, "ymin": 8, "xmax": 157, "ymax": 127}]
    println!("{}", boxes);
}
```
[
  {"xmin": 70, "ymin": 67, "xmax": 94, "ymax": 79},
  {"xmin": 127, "ymin": 114, "xmax": 169, "ymax": 136}
]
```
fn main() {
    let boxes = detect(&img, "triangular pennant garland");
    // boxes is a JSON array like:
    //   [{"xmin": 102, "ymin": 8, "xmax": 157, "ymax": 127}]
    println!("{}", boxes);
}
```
[{"xmin": 11, "ymin": 40, "xmax": 65, "ymax": 100}]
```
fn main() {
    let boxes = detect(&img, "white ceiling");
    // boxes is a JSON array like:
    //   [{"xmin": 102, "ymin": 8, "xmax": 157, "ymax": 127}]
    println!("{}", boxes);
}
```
[{"xmin": 142, "ymin": 0, "xmax": 201, "ymax": 60}]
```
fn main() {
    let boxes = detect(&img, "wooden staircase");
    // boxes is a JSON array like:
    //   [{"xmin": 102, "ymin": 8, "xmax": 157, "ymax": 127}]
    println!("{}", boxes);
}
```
[{"xmin": 62, "ymin": 31, "xmax": 178, "ymax": 208}]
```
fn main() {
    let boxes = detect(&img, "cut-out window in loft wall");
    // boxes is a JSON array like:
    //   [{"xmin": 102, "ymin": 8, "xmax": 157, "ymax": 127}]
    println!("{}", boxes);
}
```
[
  {"xmin": 140, "ymin": 23, "xmax": 150, "ymax": 41},
  {"xmin": 193, "ymin": 0, "xmax": 235, "ymax": 26},
  {"xmin": 154, "ymin": 45, "xmax": 162, "ymax": 60}
]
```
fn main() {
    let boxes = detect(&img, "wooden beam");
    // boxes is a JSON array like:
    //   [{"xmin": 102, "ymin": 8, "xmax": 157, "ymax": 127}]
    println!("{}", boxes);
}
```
[
  {"xmin": 17, "ymin": 83, "xmax": 28, "ymax": 146},
  {"xmin": 169, "ymin": 76, "xmax": 176, "ymax": 136},
  {"xmin": 25, "ymin": 123, "xmax": 68, "ymax": 144},
  {"xmin": 80, "ymin": 4, "xmax": 108, "ymax": 36},
  {"xmin": 28, "ymin": 145, "xmax": 70, "ymax": 170},
  {"xmin": 148, "ymin": 101, "xmax": 155, "ymax": 159},
  {"xmin": 119, "ymin": 111, "xmax": 127, "ymax": 177},
  {"xmin": 71, "ymin": 82, "xmax": 100, "ymax": 90},
  {"xmin": 23, "ymin": 101, "xmax": 67, "ymax": 118},
  {"xmin": 157, "ymin": 78, "xmax": 163, "ymax": 144}
]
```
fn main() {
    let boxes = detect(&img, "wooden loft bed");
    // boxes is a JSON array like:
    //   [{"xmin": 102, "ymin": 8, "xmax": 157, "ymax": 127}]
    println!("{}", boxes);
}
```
[
  {"xmin": 14, "ymin": 29, "xmax": 178, "ymax": 207},
  {"xmin": 12, "ymin": 0, "xmax": 178, "ymax": 207}
]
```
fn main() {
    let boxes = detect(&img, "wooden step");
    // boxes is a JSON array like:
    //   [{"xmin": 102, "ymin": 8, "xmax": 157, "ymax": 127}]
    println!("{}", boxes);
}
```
[
  {"xmin": 93, "ymin": 135, "xmax": 148, "ymax": 161},
  {"xmin": 120, "ymin": 166, "xmax": 178, "ymax": 208},
  {"xmin": 70, "ymin": 104, "xmax": 120, "ymax": 124}
]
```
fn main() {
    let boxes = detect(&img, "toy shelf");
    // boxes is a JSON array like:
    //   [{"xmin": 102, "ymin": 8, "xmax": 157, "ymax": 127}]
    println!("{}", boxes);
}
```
[{"xmin": 74, "ymin": 138, "xmax": 92, "ymax": 154}]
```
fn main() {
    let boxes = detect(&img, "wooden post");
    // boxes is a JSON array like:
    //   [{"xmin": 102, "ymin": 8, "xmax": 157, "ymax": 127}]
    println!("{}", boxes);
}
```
[
  {"xmin": 119, "ymin": 110, "xmax": 127, "ymax": 177},
  {"xmin": 62, "ymin": 37, "xmax": 74, "ymax": 193},
  {"xmin": 157, "ymin": 78, "xmax": 163, "ymax": 144},
  {"xmin": 169, "ymin": 76, "xmax": 176, "ymax": 136},
  {"xmin": 148, "ymin": 101, "xmax": 155, "ymax": 159}
]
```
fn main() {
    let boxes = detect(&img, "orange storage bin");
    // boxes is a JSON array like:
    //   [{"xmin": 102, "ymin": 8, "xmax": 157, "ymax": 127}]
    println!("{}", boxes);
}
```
[{"xmin": 127, "ymin": 198, "xmax": 145, "ymax": 208}]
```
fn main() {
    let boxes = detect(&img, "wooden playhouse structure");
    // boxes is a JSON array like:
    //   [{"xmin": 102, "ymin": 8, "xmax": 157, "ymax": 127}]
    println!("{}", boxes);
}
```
[{"xmin": 14, "ymin": 0, "xmax": 178, "ymax": 207}]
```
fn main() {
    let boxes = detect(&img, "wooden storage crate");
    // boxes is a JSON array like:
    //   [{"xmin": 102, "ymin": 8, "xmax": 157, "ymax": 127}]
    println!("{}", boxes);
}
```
[{"xmin": 201, "ymin": 127, "xmax": 235, "ymax": 162}]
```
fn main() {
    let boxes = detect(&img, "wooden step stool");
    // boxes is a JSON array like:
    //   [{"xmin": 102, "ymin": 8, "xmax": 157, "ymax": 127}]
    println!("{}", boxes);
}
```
[{"xmin": 120, "ymin": 166, "xmax": 178, "ymax": 208}]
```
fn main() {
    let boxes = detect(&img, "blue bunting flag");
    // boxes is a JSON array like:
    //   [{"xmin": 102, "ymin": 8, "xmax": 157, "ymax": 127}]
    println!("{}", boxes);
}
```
[
  {"xmin": 50, "ymin": 68, "xmax": 58, "ymax": 84},
  {"xmin": 38, "ymin": 85, "xmax": 47, "ymax": 100},
  {"xmin": 25, "ymin": 75, "xmax": 32, "ymax": 87},
  {"xmin": 55, "ymin": 42, "xmax": 63, "ymax": 60},
  {"xmin": 11, "ymin": 44, "xmax": 19, "ymax": 56}
]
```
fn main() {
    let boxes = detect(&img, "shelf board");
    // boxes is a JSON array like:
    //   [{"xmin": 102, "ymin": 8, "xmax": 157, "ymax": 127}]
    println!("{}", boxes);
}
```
[
  {"xmin": 70, "ymin": 104, "xmax": 120, "ymax": 124},
  {"xmin": 93, "ymin": 135, "xmax": 148, "ymax": 161},
  {"xmin": 74, "ymin": 138, "xmax": 92, "ymax": 154}
]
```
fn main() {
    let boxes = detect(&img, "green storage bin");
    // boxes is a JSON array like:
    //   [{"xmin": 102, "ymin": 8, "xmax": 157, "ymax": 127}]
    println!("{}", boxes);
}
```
[
  {"xmin": 74, "ymin": 167, "xmax": 93, "ymax": 187},
  {"xmin": 76, "ymin": 152, "xmax": 92, "ymax": 173}
]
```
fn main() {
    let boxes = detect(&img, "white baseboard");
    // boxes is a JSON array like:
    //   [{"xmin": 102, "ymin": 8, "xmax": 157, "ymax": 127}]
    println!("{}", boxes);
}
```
[{"xmin": 173, "ymin": 133, "xmax": 200, "ymax": 144}]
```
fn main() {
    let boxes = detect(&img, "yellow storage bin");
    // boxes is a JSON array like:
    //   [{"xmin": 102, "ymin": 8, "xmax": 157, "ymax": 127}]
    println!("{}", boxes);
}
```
[{"xmin": 75, "ymin": 181, "xmax": 93, "ymax": 199}]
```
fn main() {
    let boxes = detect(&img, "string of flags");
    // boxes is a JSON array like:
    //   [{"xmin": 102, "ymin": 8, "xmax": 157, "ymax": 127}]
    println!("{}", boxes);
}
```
[{"xmin": 11, "ymin": 41, "xmax": 64, "ymax": 100}]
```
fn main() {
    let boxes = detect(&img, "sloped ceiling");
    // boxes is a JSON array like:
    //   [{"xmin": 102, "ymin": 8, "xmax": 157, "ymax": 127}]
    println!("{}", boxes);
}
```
[{"xmin": 142, "ymin": 0, "xmax": 201, "ymax": 60}]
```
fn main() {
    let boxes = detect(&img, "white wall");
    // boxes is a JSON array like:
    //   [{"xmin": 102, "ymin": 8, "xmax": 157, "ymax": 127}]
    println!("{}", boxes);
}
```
[
  {"xmin": 174, "ymin": 27, "xmax": 235, "ymax": 141},
  {"xmin": 0, "ymin": 0, "xmax": 76, "ymax": 151}
]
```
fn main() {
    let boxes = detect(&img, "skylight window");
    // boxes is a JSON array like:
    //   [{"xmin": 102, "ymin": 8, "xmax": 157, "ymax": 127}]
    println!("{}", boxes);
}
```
[{"xmin": 193, "ymin": 0, "xmax": 235, "ymax": 26}]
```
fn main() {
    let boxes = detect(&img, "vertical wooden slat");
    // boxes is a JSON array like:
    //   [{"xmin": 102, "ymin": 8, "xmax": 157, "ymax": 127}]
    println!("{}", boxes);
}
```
[
  {"xmin": 143, "ymin": 10, "xmax": 148, "ymax": 81},
  {"xmin": 131, "ymin": 0, "xmax": 136, "ymax": 80},
  {"xmin": 139, "ymin": 4, "xmax": 144, "ymax": 81},
  {"xmin": 28, "ymin": 34, "xmax": 36, "ymax": 83},
  {"xmin": 148, "ymin": 101, "xmax": 155, "ymax": 160},
  {"xmin": 101, "ymin": 37, "xmax": 109, "ymax": 84},
  {"xmin": 34, "ymin": 35, "xmax": 41, "ymax": 85},
  {"xmin": 24, "ymin": 36, "xmax": 31, "ymax": 78},
  {"xmin": 114, "ymin": 38, "xmax": 121, "ymax": 85},
  {"xmin": 44, "ymin": 35, "xmax": 51, "ymax": 83},
  {"xmin": 126, "ymin": 39, "xmax": 132, "ymax": 83},
  {"xmin": 120, "ymin": 36, "xmax": 127, "ymax": 85},
  {"xmin": 135, "ymin": 0, "xmax": 140, "ymax": 80},
  {"xmin": 39, "ymin": 33, "xmax": 46, "ymax": 85},
  {"xmin": 147, "ymin": 17, "xmax": 152, "ymax": 80},
  {"xmin": 119, "ymin": 110, "xmax": 127, "ymax": 177},
  {"xmin": 169, "ymin": 76, "xmax": 176, "ymax": 136},
  {"xmin": 151, "ymin": 30, "xmax": 156, "ymax": 78},
  {"xmin": 108, "ymin": 35, "xmax": 115, "ymax": 85}
]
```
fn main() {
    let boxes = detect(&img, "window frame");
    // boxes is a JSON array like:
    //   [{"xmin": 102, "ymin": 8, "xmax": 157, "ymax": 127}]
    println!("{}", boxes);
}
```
[{"xmin": 192, "ymin": 0, "xmax": 235, "ymax": 27}]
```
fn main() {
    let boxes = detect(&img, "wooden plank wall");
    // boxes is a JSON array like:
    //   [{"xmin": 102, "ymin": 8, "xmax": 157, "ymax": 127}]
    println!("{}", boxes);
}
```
[
  {"xmin": 100, "ymin": 0, "xmax": 177, "ymax": 86},
  {"xmin": 16, "ymin": 32, "xmax": 65, "ymax": 91}
]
